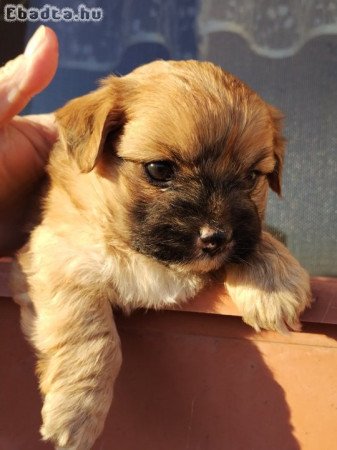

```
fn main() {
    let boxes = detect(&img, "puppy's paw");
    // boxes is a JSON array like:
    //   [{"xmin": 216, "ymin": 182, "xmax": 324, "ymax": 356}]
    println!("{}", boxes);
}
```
[
  {"xmin": 226, "ymin": 239, "xmax": 312, "ymax": 333},
  {"xmin": 229, "ymin": 270, "xmax": 311, "ymax": 333},
  {"xmin": 41, "ymin": 389, "xmax": 112, "ymax": 450}
]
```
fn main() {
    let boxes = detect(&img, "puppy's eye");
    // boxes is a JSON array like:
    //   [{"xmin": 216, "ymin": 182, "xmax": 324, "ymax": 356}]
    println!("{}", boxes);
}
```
[
  {"xmin": 247, "ymin": 170, "xmax": 262, "ymax": 186},
  {"xmin": 249, "ymin": 170, "xmax": 260, "ymax": 181},
  {"xmin": 145, "ymin": 161, "xmax": 175, "ymax": 184}
]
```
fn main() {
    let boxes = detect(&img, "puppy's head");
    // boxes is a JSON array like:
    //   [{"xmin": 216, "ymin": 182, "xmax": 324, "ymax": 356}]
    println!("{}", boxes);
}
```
[{"xmin": 56, "ymin": 60, "xmax": 284, "ymax": 273}]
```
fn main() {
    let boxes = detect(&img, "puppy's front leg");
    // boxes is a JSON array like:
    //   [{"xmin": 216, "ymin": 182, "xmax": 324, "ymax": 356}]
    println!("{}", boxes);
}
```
[
  {"xmin": 226, "ymin": 231, "xmax": 311, "ymax": 333},
  {"xmin": 33, "ymin": 290, "xmax": 122, "ymax": 450}
]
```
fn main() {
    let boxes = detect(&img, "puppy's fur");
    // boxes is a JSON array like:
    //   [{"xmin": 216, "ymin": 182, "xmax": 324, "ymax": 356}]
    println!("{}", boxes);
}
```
[{"xmin": 12, "ymin": 60, "xmax": 311, "ymax": 449}]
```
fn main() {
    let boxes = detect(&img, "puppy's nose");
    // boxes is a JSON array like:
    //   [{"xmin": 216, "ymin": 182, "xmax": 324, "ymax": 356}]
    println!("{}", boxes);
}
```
[{"xmin": 197, "ymin": 226, "xmax": 232, "ymax": 255}]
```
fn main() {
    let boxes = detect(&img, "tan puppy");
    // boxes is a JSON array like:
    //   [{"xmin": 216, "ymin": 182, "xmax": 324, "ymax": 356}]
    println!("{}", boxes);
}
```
[{"xmin": 12, "ymin": 60, "xmax": 311, "ymax": 449}]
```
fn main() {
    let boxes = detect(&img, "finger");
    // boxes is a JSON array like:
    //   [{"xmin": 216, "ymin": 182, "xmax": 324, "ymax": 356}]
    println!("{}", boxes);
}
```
[{"xmin": 0, "ymin": 26, "xmax": 58, "ymax": 125}]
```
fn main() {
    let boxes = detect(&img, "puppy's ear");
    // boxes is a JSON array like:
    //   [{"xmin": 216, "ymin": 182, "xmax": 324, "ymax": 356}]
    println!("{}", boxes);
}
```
[
  {"xmin": 56, "ymin": 84, "xmax": 123, "ymax": 172},
  {"xmin": 268, "ymin": 106, "xmax": 285, "ymax": 196}
]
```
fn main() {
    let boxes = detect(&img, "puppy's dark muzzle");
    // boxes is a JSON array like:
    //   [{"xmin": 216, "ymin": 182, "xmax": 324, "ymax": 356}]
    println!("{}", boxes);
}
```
[{"xmin": 196, "ymin": 226, "xmax": 233, "ymax": 256}]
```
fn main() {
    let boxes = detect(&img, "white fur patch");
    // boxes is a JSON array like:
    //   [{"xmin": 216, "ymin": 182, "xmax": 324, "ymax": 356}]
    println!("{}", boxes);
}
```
[{"xmin": 101, "ymin": 250, "xmax": 203, "ymax": 311}]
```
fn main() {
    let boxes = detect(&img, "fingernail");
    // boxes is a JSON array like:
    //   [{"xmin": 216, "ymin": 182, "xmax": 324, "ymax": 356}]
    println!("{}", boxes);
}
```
[{"xmin": 24, "ymin": 25, "xmax": 46, "ymax": 57}]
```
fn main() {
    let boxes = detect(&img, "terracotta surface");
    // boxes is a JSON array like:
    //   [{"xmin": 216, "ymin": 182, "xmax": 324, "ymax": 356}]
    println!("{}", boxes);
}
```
[{"xmin": 1, "ymin": 292, "xmax": 337, "ymax": 450}]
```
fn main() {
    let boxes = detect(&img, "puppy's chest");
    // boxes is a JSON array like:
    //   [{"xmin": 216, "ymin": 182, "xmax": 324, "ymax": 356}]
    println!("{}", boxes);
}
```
[{"xmin": 100, "ymin": 252, "xmax": 203, "ymax": 311}]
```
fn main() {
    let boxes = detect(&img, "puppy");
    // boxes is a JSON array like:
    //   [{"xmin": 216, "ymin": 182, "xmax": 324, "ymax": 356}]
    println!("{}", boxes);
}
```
[{"xmin": 12, "ymin": 60, "xmax": 311, "ymax": 449}]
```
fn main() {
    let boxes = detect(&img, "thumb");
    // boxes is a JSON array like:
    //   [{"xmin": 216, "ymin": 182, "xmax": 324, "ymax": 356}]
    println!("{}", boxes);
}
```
[{"xmin": 0, "ymin": 25, "xmax": 58, "ymax": 125}]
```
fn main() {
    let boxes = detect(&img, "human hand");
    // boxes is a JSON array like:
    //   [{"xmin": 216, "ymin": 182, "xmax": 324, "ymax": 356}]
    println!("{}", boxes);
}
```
[{"xmin": 0, "ymin": 26, "xmax": 58, "ymax": 256}]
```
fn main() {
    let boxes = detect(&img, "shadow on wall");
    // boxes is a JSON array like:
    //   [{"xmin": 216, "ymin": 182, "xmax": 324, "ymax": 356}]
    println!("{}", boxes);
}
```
[{"xmin": 0, "ymin": 298, "xmax": 301, "ymax": 450}]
